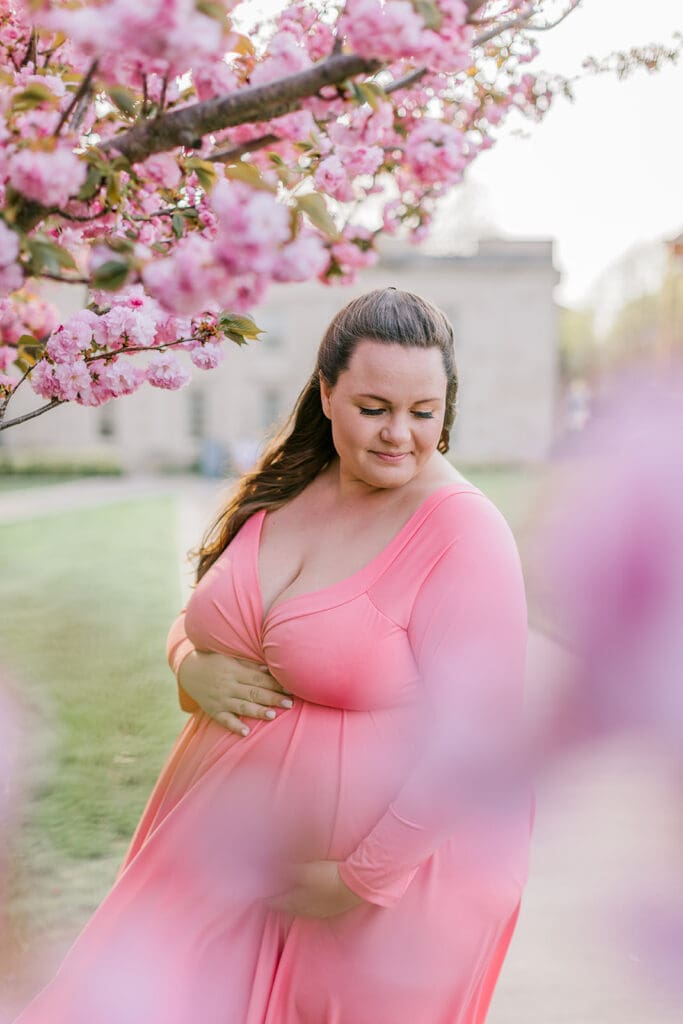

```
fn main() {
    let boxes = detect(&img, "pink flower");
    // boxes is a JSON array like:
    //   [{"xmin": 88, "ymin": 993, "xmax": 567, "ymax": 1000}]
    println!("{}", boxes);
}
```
[
  {"xmin": 154, "ymin": 314, "xmax": 192, "ymax": 347},
  {"xmin": 8, "ymin": 146, "xmax": 87, "ymax": 209},
  {"xmin": 189, "ymin": 342, "xmax": 224, "ymax": 370},
  {"xmin": 0, "ymin": 221, "xmax": 19, "ymax": 267},
  {"xmin": 341, "ymin": 0, "xmax": 425, "ymax": 62},
  {"xmin": 145, "ymin": 350, "xmax": 191, "ymax": 390},
  {"xmin": 193, "ymin": 62, "xmax": 240, "ymax": 101},
  {"xmin": 143, "ymin": 234, "xmax": 227, "ymax": 316},
  {"xmin": 340, "ymin": 144, "xmax": 384, "ymax": 179},
  {"xmin": 134, "ymin": 153, "xmax": 182, "ymax": 191},
  {"xmin": 99, "ymin": 357, "xmax": 143, "ymax": 396},
  {"xmin": 382, "ymin": 199, "xmax": 403, "ymax": 234},
  {"xmin": 314, "ymin": 156, "xmax": 353, "ymax": 201},
  {"xmin": 211, "ymin": 180, "xmax": 290, "ymax": 276},
  {"xmin": 404, "ymin": 119, "xmax": 467, "ymax": 186},
  {"xmin": 54, "ymin": 358, "xmax": 93, "ymax": 402},
  {"xmin": 0, "ymin": 263, "xmax": 23, "ymax": 299},
  {"xmin": 250, "ymin": 29, "xmax": 312, "ymax": 86},
  {"xmin": 29, "ymin": 358, "xmax": 60, "ymax": 399},
  {"xmin": 273, "ymin": 232, "xmax": 329, "ymax": 282},
  {"xmin": 46, "ymin": 309, "xmax": 100, "ymax": 362}
]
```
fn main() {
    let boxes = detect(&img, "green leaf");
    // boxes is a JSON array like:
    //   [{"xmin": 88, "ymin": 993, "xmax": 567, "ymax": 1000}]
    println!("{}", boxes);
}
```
[
  {"xmin": 105, "ymin": 236, "xmax": 135, "ymax": 255},
  {"xmin": 409, "ymin": 0, "xmax": 443, "ymax": 30},
  {"xmin": 223, "ymin": 161, "xmax": 275, "ymax": 191},
  {"xmin": 105, "ymin": 172, "xmax": 122, "ymax": 207},
  {"xmin": 107, "ymin": 85, "xmax": 138, "ymax": 118},
  {"xmin": 16, "ymin": 334, "xmax": 43, "ymax": 369},
  {"xmin": 224, "ymin": 330, "xmax": 249, "ymax": 346},
  {"xmin": 355, "ymin": 81, "xmax": 388, "ymax": 111},
  {"xmin": 172, "ymin": 211, "xmax": 184, "ymax": 239},
  {"xmin": 27, "ymin": 237, "xmax": 78, "ymax": 275},
  {"xmin": 184, "ymin": 157, "xmax": 218, "ymax": 193},
  {"xmin": 218, "ymin": 313, "xmax": 264, "ymax": 341},
  {"xmin": 295, "ymin": 192, "xmax": 340, "ymax": 239},
  {"xmin": 196, "ymin": 0, "xmax": 229, "ymax": 26},
  {"xmin": 78, "ymin": 165, "xmax": 104, "ymax": 202},
  {"xmin": 92, "ymin": 260, "xmax": 130, "ymax": 291},
  {"xmin": 12, "ymin": 82, "xmax": 59, "ymax": 112}
]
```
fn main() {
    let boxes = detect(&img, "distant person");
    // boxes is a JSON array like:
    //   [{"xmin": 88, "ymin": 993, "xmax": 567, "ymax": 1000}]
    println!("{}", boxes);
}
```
[{"xmin": 15, "ymin": 288, "xmax": 532, "ymax": 1024}]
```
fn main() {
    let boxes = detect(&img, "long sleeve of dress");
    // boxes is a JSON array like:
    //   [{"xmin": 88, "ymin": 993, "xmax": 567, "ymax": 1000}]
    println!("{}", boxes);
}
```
[
  {"xmin": 337, "ymin": 493, "xmax": 528, "ymax": 908},
  {"xmin": 166, "ymin": 610, "xmax": 200, "ymax": 713}
]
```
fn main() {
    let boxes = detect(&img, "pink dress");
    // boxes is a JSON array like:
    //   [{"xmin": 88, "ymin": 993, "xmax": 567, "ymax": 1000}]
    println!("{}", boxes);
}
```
[{"xmin": 14, "ymin": 482, "xmax": 532, "ymax": 1024}]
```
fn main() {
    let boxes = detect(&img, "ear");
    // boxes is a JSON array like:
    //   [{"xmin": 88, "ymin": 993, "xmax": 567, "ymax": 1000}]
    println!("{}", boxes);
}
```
[{"xmin": 319, "ymin": 371, "xmax": 332, "ymax": 420}]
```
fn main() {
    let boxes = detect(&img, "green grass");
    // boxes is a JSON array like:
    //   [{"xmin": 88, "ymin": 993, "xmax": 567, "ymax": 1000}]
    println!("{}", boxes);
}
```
[{"xmin": 1, "ymin": 497, "xmax": 186, "ymax": 949}]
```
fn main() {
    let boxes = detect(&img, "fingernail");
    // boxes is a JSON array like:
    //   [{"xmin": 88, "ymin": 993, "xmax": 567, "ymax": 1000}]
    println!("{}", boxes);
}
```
[
  {"xmin": 265, "ymin": 710, "xmax": 276, "ymax": 719},
  {"xmin": 241, "ymin": 726, "xmax": 249, "ymax": 736},
  {"xmin": 280, "ymin": 699, "xmax": 293, "ymax": 708}
]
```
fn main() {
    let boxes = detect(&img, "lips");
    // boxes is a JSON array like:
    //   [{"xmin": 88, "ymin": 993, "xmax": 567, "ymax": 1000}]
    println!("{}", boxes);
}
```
[{"xmin": 371, "ymin": 451, "xmax": 411, "ymax": 461}]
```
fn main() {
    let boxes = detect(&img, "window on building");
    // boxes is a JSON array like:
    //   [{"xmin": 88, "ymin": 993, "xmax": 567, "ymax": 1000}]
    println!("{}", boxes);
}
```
[
  {"xmin": 97, "ymin": 403, "xmax": 116, "ymax": 438},
  {"xmin": 188, "ymin": 388, "xmax": 207, "ymax": 440}
]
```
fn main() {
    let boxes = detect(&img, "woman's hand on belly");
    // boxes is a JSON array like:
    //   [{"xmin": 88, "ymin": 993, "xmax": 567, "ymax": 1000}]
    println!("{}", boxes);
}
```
[
  {"xmin": 265, "ymin": 860, "xmax": 368, "ymax": 919},
  {"xmin": 177, "ymin": 650, "xmax": 294, "ymax": 735}
]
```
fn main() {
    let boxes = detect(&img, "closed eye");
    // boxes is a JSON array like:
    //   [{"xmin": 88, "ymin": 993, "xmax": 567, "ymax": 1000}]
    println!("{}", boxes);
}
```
[{"xmin": 359, "ymin": 408, "xmax": 435, "ymax": 419}]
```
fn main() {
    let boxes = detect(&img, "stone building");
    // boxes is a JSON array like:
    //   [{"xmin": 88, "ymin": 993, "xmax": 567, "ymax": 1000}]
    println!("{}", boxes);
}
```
[{"xmin": 1, "ymin": 237, "xmax": 560, "ymax": 470}]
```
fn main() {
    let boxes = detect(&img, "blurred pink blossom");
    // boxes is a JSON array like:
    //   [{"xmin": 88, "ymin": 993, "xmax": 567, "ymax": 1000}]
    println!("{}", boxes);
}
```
[
  {"xmin": 273, "ymin": 232, "xmax": 329, "ymax": 283},
  {"xmin": 8, "ymin": 147, "xmax": 87, "ymax": 209},
  {"xmin": 536, "ymin": 365, "xmax": 683, "ymax": 749},
  {"xmin": 0, "ymin": 221, "xmax": 19, "ymax": 267}
]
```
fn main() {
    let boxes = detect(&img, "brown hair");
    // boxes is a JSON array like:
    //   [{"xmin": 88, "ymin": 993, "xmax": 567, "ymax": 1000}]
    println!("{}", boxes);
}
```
[{"xmin": 193, "ymin": 287, "xmax": 457, "ymax": 582}]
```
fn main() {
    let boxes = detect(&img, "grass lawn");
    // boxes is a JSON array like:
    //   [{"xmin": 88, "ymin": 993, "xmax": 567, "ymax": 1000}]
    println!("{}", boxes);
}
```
[{"xmin": 1, "ymin": 497, "xmax": 187, "ymax": 969}]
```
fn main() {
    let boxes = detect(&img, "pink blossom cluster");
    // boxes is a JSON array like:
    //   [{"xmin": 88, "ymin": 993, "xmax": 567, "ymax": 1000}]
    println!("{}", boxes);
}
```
[
  {"xmin": 27, "ymin": 287, "xmax": 213, "ymax": 405},
  {"xmin": 7, "ymin": 145, "xmax": 87, "ymax": 210},
  {"xmin": 0, "ymin": 0, "xmax": 555, "ymax": 423},
  {"xmin": 39, "ymin": 0, "xmax": 241, "ymax": 84},
  {"xmin": 403, "ymin": 118, "xmax": 468, "ymax": 186},
  {"xmin": 143, "ymin": 179, "xmax": 329, "ymax": 316},
  {"xmin": 340, "ymin": 0, "xmax": 472, "ymax": 72}
]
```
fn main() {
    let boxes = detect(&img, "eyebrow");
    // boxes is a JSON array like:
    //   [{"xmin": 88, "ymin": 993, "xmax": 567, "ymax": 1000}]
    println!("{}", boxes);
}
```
[{"xmin": 355, "ymin": 393, "xmax": 441, "ymax": 404}]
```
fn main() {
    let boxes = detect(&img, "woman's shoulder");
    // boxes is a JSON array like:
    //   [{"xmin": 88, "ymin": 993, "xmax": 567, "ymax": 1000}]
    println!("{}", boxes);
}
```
[{"xmin": 417, "ymin": 472, "xmax": 514, "ymax": 551}]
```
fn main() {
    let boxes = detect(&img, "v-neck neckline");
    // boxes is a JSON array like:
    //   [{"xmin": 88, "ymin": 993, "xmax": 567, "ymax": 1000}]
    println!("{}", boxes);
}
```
[{"xmin": 252, "ymin": 481, "xmax": 479, "ymax": 630}]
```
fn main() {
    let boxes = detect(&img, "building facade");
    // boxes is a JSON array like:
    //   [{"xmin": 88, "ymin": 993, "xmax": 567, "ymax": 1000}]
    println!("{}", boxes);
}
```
[{"xmin": 2, "ymin": 237, "xmax": 560, "ymax": 470}]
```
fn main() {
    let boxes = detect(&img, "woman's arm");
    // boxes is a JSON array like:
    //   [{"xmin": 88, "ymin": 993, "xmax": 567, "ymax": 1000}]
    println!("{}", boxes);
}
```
[
  {"xmin": 337, "ymin": 494, "xmax": 530, "ymax": 908},
  {"xmin": 166, "ymin": 610, "xmax": 199, "ymax": 712},
  {"xmin": 166, "ymin": 610, "xmax": 295, "ymax": 733}
]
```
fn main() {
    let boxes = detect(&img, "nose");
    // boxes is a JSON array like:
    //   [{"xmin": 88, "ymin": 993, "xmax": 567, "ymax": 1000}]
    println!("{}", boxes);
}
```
[{"xmin": 379, "ymin": 413, "xmax": 412, "ymax": 448}]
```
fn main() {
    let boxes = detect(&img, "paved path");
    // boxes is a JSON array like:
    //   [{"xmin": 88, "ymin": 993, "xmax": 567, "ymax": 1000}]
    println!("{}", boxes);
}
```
[{"xmin": 2, "ymin": 477, "xmax": 680, "ymax": 1022}]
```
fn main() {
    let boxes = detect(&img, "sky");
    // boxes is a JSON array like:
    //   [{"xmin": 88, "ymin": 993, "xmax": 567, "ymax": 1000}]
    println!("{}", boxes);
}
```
[{"xmin": 241, "ymin": 1, "xmax": 682, "ymax": 310}]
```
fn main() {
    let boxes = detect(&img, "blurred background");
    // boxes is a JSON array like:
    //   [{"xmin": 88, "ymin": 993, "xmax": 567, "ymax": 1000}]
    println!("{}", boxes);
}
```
[{"xmin": 2, "ymin": 1, "xmax": 682, "ymax": 1020}]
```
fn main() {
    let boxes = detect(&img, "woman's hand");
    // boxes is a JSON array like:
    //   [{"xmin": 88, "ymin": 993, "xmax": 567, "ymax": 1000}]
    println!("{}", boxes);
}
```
[
  {"xmin": 177, "ymin": 650, "xmax": 294, "ymax": 735},
  {"xmin": 265, "ymin": 860, "xmax": 368, "ymax": 919}
]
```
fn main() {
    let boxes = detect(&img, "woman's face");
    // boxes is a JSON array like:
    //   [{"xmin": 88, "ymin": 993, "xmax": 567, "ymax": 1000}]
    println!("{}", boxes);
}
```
[{"xmin": 319, "ymin": 338, "xmax": 448, "ymax": 492}]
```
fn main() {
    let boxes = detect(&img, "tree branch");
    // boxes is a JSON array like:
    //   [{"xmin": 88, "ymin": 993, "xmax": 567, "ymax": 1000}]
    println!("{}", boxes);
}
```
[
  {"xmin": 54, "ymin": 59, "xmax": 99, "ymax": 137},
  {"xmin": 385, "ymin": 10, "xmax": 538, "ymax": 95},
  {"xmin": 0, "ymin": 397, "xmax": 63, "ymax": 431},
  {"xmin": 527, "ymin": 2, "xmax": 583, "ymax": 33},
  {"xmin": 101, "ymin": 53, "xmax": 381, "ymax": 164},
  {"xmin": 208, "ymin": 132, "xmax": 281, "ymax": 163}
]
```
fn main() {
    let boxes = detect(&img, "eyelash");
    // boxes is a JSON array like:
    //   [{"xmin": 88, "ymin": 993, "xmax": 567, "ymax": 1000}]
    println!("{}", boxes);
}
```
[{"xmin": 359, "ymin": 408, "xmax": 434, "ymax": 420}]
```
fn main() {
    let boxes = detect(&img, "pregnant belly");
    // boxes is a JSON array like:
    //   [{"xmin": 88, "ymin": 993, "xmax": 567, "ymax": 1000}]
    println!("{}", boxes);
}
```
[{"xmin": 129, "ymin": 699, "xmax": 419, "ymax": 903}]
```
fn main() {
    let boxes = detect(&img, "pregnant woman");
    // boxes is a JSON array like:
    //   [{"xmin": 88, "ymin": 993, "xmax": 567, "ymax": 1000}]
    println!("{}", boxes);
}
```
[{"xmin": 14, "ymin": 287, "xmax": 532, "ymax": 1024}]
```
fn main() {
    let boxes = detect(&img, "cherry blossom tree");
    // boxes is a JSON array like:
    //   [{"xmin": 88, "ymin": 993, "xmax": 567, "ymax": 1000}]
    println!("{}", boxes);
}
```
[{"xmin": 0, "ymin": 0, "xmax": 678, "ymax": 430}]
